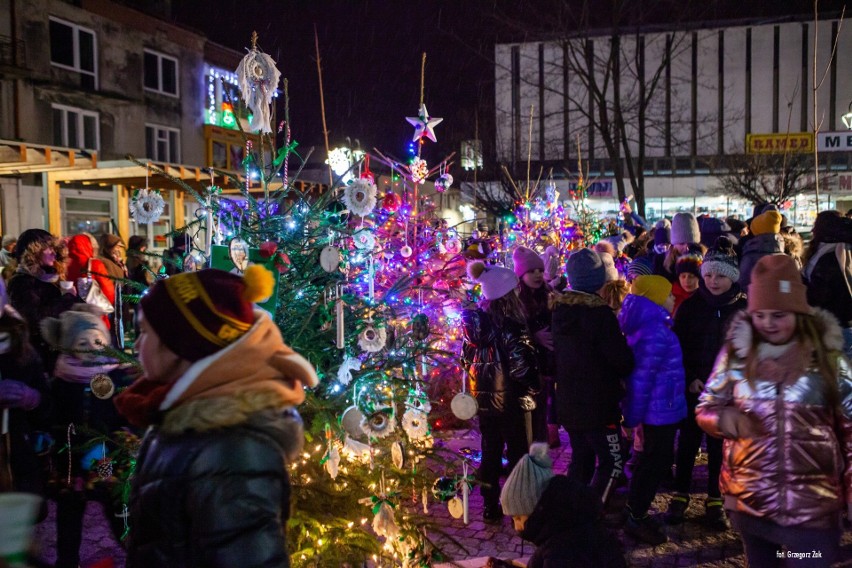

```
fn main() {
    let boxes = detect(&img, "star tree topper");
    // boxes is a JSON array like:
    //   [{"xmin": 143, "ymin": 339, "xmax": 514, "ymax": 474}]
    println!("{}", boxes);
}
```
[{"xmin": 406, "ymin": 104, "xmax": 443, "ymax": 143}]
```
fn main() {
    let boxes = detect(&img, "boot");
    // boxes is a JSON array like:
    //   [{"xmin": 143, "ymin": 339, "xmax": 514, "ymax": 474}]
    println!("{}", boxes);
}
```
[
  {"xmin": 664, "ymin": 493, "xmax": 689, "ymax": 525},
  {"xmin": 704, "ymin": 497, "xmax": 731, "ymax": 531},
  {"xmin": 547, "ymin": 424, "xmax": 561, "ymax": 448}
]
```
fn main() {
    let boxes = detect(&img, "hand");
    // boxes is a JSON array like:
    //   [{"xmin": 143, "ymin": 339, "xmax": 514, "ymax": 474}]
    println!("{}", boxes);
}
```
[
  {"xmin": 544, "ymin": 254, "xmax": 559, "ymax": 281},
  {"xmin": 518, "ymin": 395, "xmax": 537, "ymax": 412},
  {"xmin": 688, "ymin": 379, "xmax": 705, "ymax": 394},
  {"xmin": 0, "ymin": 380, "xmax": 41, "ymax": 410},
  {"xmin": 621, "ymin": 200, "xmax": 633, "ymax": 215},
  {"xmin": 534, "ymin": 328, "xmax": 554, "ymax": 351}
]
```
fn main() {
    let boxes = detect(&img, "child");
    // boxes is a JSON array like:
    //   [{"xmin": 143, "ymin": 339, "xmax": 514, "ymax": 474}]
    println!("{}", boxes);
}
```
[
  {"xmin": 671, "ymin": 252, "xmax": 702, "ymax": 315},
  {"xmin": 696, "ymin": 254, "xmax": 852, "ymax": 566},
  {"xmin": 618, "ymin": 275, "xmax": 687, "ymax": 545},
  {"xmin": 40, "ymin": 305, "xmax": 134, "ymax": 568},
  {"xmin": 462, "ymin": 261, "xmax": 540, "ymax": 522},
  {"xmin": 500, "ymin": 443, "xmax": 626, "ymax": 567},
  {"xmin": 114, "ymin": 267, "xmax": 318, "ymax": 567}
]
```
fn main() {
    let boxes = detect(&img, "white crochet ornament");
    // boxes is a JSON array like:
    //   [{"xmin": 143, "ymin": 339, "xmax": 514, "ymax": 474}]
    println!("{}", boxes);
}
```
[
  {"xmin": 358, "ymin": 324, "xmax": 387, "ymax": 353},
  {"xmin": 235, "ymin": 46, "xmax": 281, "ymax": 134},
  {"xmin": 402, "ymin": 408, "xmax": 429, "ymax": 440},
  {"xmin": 361, "ymin": 407, "xmax": 397, "ymax": 439},
  {"xmin": 337, "ymin": 355, "xmax": 361, "ymax": 386},
  {"xmin": 130, "ymin": 189, "xmax": 165, "ymax": 224},
  {"xmin": 342, "ymin": 179, "xmax": 378, "ymax": 217},
  {"xmin": 352, "ymin": 229, "xmax": 376, "ymax": 251},
  {"xmin": 409, "ymin": 157, "xmax": 428, "ymax": 185}
]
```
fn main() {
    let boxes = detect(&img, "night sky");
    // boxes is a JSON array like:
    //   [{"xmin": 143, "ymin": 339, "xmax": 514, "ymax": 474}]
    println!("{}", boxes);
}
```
[{"xmin": 169, "ymin": 0, "xmax": 849, "ymax": 169}]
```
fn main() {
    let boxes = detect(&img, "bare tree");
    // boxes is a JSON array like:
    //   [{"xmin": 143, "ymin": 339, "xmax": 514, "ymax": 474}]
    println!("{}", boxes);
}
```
[{"xmin": 711, "ymin": 151, "xmax": 831, "ymax": 206}]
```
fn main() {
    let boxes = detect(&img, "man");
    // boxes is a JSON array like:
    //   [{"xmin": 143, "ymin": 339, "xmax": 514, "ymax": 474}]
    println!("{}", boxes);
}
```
[{"xmin": 115, "ymin": 265, "xmax": 317, "ymax": 567}]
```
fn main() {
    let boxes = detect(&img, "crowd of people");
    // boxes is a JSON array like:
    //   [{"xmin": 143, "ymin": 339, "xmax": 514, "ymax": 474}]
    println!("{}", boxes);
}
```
[{"xmin": 462, "ymin": 206, "xmax": 852, "ymax": 567}]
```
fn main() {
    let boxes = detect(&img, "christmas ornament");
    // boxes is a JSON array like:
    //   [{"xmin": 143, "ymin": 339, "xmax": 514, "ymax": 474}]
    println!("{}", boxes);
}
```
[
  {"xmin": 337, "ymin": 355, "xmax": 361, "ymax": 386},
  {"xmin": 382, "ymin": 192, "xmax": 402, "ymax": 213},
  {"xmin": 360, "ymin": 407, "xmax": 396, "ymax": 439},
  {"xmin": 401, "ymin": 408, "xmax": 429, "ymax": 440},
  {"xmin": 352, "ymin": 229, "xmax": 376, "ymax": 251},
  {"xmin": 358, "ymin": 324, "xmax": 387, "ymax": 353},
  {"xmin": 342, "ymin": 434, "xmax": 372, "ymax": 463},
  {"xmin": 96, "ymin": 457, "xmax": 113, "ymax": 480},
  {"xmin": 391, "ymin": 441, "xmax": 405, "ymax": 469},
  {"xmin": 228, "ymin": 238, "xmax": 250, "ymax": 272},
  {"xmin": 323, "ymin": 445, "xmax": 340, "ymax": 479},
  {"xmin": 236, "ymin": 39, "xmax": 281, "ymax": 133},
  {"xmin": 445, "ymin": 237, "xmax": 462, "ymax": 255},
  {"xmin": 409, "ymin": 157, "xmax": 429, "ymax": 185},
  {"xmin": 461, "ymin": 462, "xmax": 472, "ymax": 524},
  {"xmin": 258, "ymin": 240, "xmax": 278, "ymax": 259},
  {"xmin": 342, "ymin": 179, "xmax": 378, "ymax": 217},
  {"xmin": 273, "ymin": 251, "xmax": 291, "ymax": 274},
  {"xmin": 451, "ymin": 392, "xmax": 478, "ymax": 420},
  {"xmin": 448, "ymin": 496, "xmax": 464, "ymax": 519},
  {"xmin": 340, "ymin": 405, "xmax": 366, "ymax": 439},
  {"xmin": 406, "ymin": 388, "xmax": 432, "ymax": 414},
  {"xmin": 405, "ymin": 103, "xmax": 443, "ymax": 143},
  {"xmin": 431, "ymin": 476, "xmax": 457, "ymax": 502},
  {"xmin": 400, "ymin": 245, "xmax": 413, "ymax": 258},
  {"xmin": 130, "ymin": 189, "xmax": 165, "ymax": 224},
  {"xmin": 410, "ymin": 314, "xmax": 430, "ymax": 341},
  {"xmin": 372, "ymin": 501, "xmax": 399, "ymax": 540},
  {"xmin": 183, "ymin": 251, "xmax": 205, "ymax": 272},
  {"xmin": 319, "ymin": 245, "xmax": 341, "ymax": 273},
  {"xmin": 89, "ymin": 374, "xmax": 115, "ymax": 400},
  {"xmin": 434, "ymin": 173, "xmax": 453, "ymax": 193}
]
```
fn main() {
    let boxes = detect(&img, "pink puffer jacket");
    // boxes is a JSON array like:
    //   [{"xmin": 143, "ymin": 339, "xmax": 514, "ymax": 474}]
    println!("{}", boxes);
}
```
[{"xmin": 696, "ymin": 309, "xmax": 852, "ymax": 529}]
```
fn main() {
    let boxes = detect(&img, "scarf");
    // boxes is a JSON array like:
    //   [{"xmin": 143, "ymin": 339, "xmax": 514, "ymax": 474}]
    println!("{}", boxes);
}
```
[
  {"xmin": 754, "ymin": 341, "xmax": 809, "ymax": 387},
  {"xmin": 113, "ymin": 378, "xmax": 172, "ymax": 428},
  {"xmin": 54, "ymin": 354, "xmax": 120, "ymax": 384}
]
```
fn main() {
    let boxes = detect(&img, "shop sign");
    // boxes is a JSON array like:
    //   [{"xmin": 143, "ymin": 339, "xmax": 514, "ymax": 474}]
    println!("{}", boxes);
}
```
[
  {"xmin": 746, "ymin": 133, "xmax": 813, "ymax": 154},
  {"xmin": 817, "ymin": 132, "xmax": 852, "ymax": 152}
]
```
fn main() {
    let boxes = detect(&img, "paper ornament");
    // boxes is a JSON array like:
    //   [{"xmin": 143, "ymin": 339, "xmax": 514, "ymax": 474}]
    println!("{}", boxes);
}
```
[
  {"xmin": 323, "ymin": 445, "xmax": 340, "ymax": 479},
  {"xmin": 337, "ymin": 355, "xmax": 361, "ymax": 386},
  {"xmin": 130, "ymin": 189, "xmax": 165, "ymax": 224},
  {"xmin": 319, "ymin": 245, "xmax": 341, "ymax": 273},
  {"xmin": 340, "ymin": 405, "xmax": 366, "ymax": 439},
  {"xmin": 402, "ymin": 409, "xmax": 429, "ymax": 440},
  {"xmin": 372, "ymin": 501, "xmax": 399, "ymax": 540},
  {"xmin": 358, "ymin": 324, "xmax": 387, "ymax": 353},
  {"xmin": 228, "ymin": 238, "xmax": 250, "ymax": 272},
  {"xmin": 405, "ymin": 103, "xmax": 443, "ymax": 143},
  {"xmin": 451, "ymin": 392, "xmax": 478, "ymax": 420},
  {"xmin": 343, "ymin": 179, "xmax": 378, "ymax": 217},
  {"xmin": 391, "ymin": 441, "xmax": 405, "ymax": 469},
  {"xmin": 236, "ymin": 45, "xmax": 281, "ymax": 133}
]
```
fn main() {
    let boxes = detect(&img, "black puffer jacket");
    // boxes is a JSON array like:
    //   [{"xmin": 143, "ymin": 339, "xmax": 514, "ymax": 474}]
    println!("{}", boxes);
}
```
[
  {"xmin": 551, "ymin": 291, "xmax": 634, "ymax": 430},
  {"xmin": 804, "ymin": 215, "xmax": 852, "ymax": 327},
  {"xmin": 673, "ymin": 282, "xmax": 747, "ymax": 390},
  {"xmin": 128, "ymin": 405, "xmax": 303, "ymax": 568},
  {"xmin": 739, "ymin": 233, "xmax": 785, "ymax": 291},
  {"xmin": 522, "ymin": 475, "xmax": 626, "ymax": 568},
  {"xmin": 461, "ymin": 309, "xmax": 539, "ymax": 416}
]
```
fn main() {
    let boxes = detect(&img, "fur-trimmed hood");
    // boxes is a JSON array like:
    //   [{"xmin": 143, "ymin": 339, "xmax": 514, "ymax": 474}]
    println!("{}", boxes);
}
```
[
  {"xmin": 726, "ymin": 307, "xmax": 844, "ymax": 360},
  {"xmin": 550, "ymin": 290, "xmax": 607, "ymax": 309}
]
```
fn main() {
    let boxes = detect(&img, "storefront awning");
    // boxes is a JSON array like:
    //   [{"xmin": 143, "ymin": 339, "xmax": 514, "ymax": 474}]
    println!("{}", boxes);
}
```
[{"xmin": 0, "ymin": 139, "xmax": 97, "ymax": 175}]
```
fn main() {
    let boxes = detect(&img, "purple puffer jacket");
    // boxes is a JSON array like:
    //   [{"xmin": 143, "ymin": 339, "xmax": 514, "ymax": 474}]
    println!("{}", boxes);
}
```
[{"xmin": 618, "ymin": 294, "xmax": 687, "ymax": 428}]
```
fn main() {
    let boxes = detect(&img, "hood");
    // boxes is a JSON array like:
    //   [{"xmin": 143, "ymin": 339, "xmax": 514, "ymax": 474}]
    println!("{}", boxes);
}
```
[
  {"xmin": 521, "ymin": 475, "xmax": 603, "ymax": 545},
  {"xmin": 726, "ymin": 307, "xmax": 844, "ymax": 360},
  {"xmin": 618, "ymin": 293, "xmax": 671, "ymax": 336},
  {"xmin": 781, "ymin": 232, "xmax": 803, "ymax": 258},
  {"xmin": 66, "ymin": 234, "xmax": 95, "ymax": 282},
  {"xmin": 157, "ymin": 311, "xmax": 317, "ymax": 433},
  {"xmin": 743, "ymin": 233, "xmax": 785, "ymax": 255}
]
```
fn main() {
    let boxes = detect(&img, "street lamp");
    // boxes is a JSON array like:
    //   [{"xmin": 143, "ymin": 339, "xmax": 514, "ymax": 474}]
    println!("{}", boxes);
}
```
[{"xmin": 842, "ymin": 102, "xmax": 852, "ymax": 130}]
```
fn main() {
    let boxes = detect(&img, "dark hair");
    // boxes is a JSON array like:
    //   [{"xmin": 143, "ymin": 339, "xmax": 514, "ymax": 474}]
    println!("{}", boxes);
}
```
[
  {"xmin": 518, "ymin": 280, "xmax": 548, "ymax": 323},
  {"xmin": 804, "ymin": 210, "xmax": 843, "ymax": 264},
  {"xmin": 0, "ymin": 312, "xmax": 34, "ymax": 364},
  {"xmin": 480, "ymin": 291, "xmax": 527, "ymax": 329}
]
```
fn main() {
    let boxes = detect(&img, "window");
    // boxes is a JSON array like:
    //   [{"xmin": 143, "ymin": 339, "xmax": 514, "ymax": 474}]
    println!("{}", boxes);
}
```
[
  {"xmin": 144, "ymin": 50, "xmax": 179, "ymax": 96},
  {"xmin": 49, "ymin": 17, "xmax": 97, "ymax": 90},
  {"xmin": 145, "ymin": 124, "xmax": 181, "ymax": 163},
  {"xmin": 52, "ymin": 104, "xmax": 99, "ymax": 150},
  {"xmin": 62, "ymin": 192, "xmax": 113, "ymax": 239}
]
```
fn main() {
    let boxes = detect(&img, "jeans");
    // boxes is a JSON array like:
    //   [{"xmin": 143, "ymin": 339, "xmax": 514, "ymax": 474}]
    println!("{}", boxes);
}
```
[
  {"xmin": 730, "ymin": 511, "xmax": 840, "ymax": 567},
  {"xmin": 627, "ymin": 423, "xmax": 678, "ymax": 516},
  {"xmin": 566, "ymin": 425, "xmax": 625, "ymax": 501},
  {"xmin": 478, "ymin": 413, "xmax": 530, "ymax": 509},
  {"xmin": 674, "ymin": 402, "xmax": 722, "ymax": 497}
]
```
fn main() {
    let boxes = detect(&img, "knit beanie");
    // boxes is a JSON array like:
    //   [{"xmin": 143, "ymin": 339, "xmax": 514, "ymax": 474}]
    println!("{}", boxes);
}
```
[
  {"xmin": 601, "ymin": 253, "xmax": 619, "ymax": 282},
  {"xmin": 631, "ymin": 275, "xmax": 673, "ymax": 307},
  {"xmin": 499, "ymin": 443, "xmax": 554, "ymax": 517},
  {"xmin": 675, "ymin": 252, "xmax": 703, "ymax": 278},
  {"xmin": 467, "ymin": 261, "xmax": 518, "ymax": 301},
  {"xmin": 671, "ymin": 212, "xmax": 700, "ymax": 246},
  {"xmin": 566, "ymin": 248, "xmax": 606, "ymax": 293},
  {"xmin": 13, "ymin": 229, "xmax": 54, "ymax": 261},
  {"xmin": 701, "ymin": 237, "xmax": 740, "ymax": 282},
  {"xmin": 512, "ymin": 246, "xmax": 545, "ymax": 278},
  {"xmin": 2, "ymin": 235, "xmax": 17, "ymax": 249},
  {"xmin": 747, "ymin": 254, "xmax": 810, "ymax": 314},
  {"xmin": 750, "ymin": 211, "xmax": 783, "ymax": 236},
  {"xmin": 626, "ymin": 256, "xmax": 654, "ymax": 282},
  {"xmin": 140, "ymin": 266, "xmax": 276, "ymax": 362},
  {"xmin": 40, "ymin": 305, "xmax": 109, "ymax": 351},
  {"xmin": 654, "ymin": 227, "xmax": 671, "ymax": 247}
]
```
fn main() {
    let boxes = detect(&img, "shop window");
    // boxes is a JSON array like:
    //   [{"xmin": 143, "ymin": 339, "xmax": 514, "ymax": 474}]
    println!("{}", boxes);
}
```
[
  {"xmin": 144, "ymin": 49, "xmax": 179, "ymax": 97},
  {"xmin": 49, "ymin": 17, "xmax": 97, "ymax": 90},
  {"xmin": 52, "ymin": 104, "xmax": 99, "ymax": 150},
  {"xmin": 62, "ymin": 193, "xmax": 112, "ymax": 238}
]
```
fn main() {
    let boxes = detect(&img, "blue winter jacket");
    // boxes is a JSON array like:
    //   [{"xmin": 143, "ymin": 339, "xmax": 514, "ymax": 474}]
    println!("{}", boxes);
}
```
[{"xmin": 618, "ymin": 294, "xmax": 687, "ymax": 428}]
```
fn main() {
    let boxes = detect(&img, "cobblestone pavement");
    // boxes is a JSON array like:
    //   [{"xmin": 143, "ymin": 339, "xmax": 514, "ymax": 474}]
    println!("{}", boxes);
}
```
[{"xmin": 28, "ymin": 428, "xmax": 852, "ymax": 567}]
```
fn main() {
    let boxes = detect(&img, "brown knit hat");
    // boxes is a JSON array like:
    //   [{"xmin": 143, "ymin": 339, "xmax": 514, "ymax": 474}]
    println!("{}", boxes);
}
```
[
  {"xmin": 747, "ymin": 254, "xmax": 810, "ymax": 314},
  {"xmin": 140, "ymin": 266, "xmax": 275, "ymax": 361}
]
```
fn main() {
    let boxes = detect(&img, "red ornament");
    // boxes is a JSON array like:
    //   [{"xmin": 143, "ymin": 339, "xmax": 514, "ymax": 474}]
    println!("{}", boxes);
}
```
[
  {"xmin": 275, "ymin": 252, "xmax": 291, "ymax": 274},
  {"xmin": 382, "ymin": 192, "xmax": 402, "ymax": 212},
  {"xmin": 259, "ymin": 241, "xmax": 278, "ymax": 259}
]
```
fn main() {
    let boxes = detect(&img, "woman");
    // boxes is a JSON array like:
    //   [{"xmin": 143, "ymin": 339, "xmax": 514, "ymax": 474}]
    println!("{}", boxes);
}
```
[
  {"xmin": 99, "ymin": 233, "xmax": 128, "ymax": 280},
  {"xmin": 696, "ymin": 254, "xmax": 852, "ymax": 567},
  {"xmin": 462, "ymin": 260, "xmax": 540, "ymax": 522}
]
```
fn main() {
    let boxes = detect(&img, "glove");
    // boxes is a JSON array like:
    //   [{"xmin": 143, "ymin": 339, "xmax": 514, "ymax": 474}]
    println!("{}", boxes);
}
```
[
  {"xmin": 534, "ymin": 328, "xmax": 554, "ymax": 351},
  {"xmin": 518, "ymin": 395, "xmax": 537, "ymax": 412},
  {"xmin": 0, "ymin": 380, "xmax": 41, "ymax": 411},
  {"xmin": 543, "ymin": 247, "xmax": 559, "ymax": 282},
  {"xmin": 688, "ymin": 379, "xmax": 705, "ymax": 394},
  {"xmin": 718, "ymin": 408, "xmax": 764, "ymax": 439}
]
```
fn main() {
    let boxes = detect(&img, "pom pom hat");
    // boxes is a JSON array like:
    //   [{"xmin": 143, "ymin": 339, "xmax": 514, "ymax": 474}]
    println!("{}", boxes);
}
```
[
  {"xmin": 701, "ymin": 237, "xmax": 740, "ymax": 282},
  {"xmin": 467, "ymin": 261, "xmax": 518, "ymax": 301},
  {"xmin": 747, "ymin": 254, "xmax": 810, "ymax": 314},
  {"xmin": 500, "ymin": 443, "xmax": 554, "ymax": 517},
  {"xmin": 140, "ymin": 266, "xmax": 276, "ymax": 362},
  {"xmin": 631, "ymin": 275, "xmax": 673, "ymax": 307},
  {"xmin": 512, "ymin": 246, "xmax": 545, "ymax": 278}
]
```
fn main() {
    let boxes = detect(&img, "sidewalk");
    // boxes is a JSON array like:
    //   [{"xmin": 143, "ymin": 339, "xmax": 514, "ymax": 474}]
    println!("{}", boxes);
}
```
[{"xmin": 29, "ymin": 427, "xmax": 852, "ymax": 567}]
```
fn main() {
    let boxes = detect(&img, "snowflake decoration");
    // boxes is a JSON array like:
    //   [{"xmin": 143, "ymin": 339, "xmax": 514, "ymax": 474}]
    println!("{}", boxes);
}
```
[
  {"xmin": 130, "ymin": 189, "xmax": 165, "ymax": 224},
  {"xmin": 342, "ymin": 178, "xmax": 378, "ymax": 217}
]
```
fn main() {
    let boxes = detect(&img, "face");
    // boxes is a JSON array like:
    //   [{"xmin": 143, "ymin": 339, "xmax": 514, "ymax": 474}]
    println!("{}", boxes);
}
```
[
  {"xmin": 751, "ymin": 310, "xmax": 797, "ymax": 345},
  {"xmin": 134, "ymin": 309, "xmax": 191, "ymax": 383},
  {"xmin": 703, "ymin": 272, "xmax": 733, "ymax": 295},
  {"xmin": 663, "ymin": 293, "xmax": 675, "ymax": 314},
  {"xmin": 522, "ymin": 268, "xmax": 544, "ymax": 289},
  {"xmin": 73, "ymin": 328, "xmax": 109, "ymax": 361},
  {"xmin": 678, "ymin": 273, "xmax": 699, "ymax": 293},
  {"xmin": 512, "ymin": 515, "xmax": 529, "ymax": 533},
  {"xmin": 40, "ymin": 247, "xmax": 56, "ymax": 267}
]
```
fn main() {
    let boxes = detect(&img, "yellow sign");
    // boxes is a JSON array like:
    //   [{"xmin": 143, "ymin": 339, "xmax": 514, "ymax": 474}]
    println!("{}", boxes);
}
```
[{"xmin": 746, "ymin": 133, "xmax": 814, "ymax": 154}]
